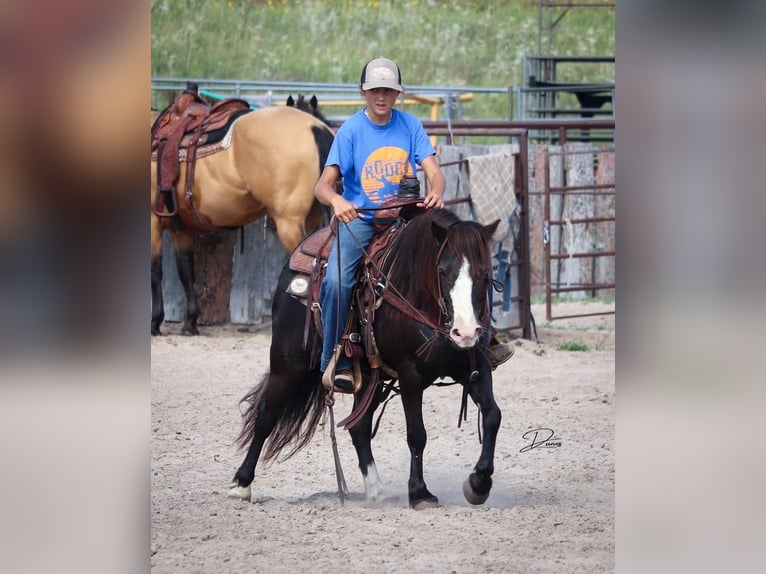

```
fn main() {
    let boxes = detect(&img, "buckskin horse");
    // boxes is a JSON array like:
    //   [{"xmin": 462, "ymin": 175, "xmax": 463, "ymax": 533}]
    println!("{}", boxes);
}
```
[
  {"xmin": 151, "ymin": 89, "xmax": 335, "ymax": 335},
  {"xmin": 229, "ymin": 206, "xmax": 503, "ymax": 509}
]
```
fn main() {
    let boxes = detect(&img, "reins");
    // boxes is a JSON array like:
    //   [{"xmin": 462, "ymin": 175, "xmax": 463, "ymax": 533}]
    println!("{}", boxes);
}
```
[
  {"xmin": 324, "ymin": 216, "xmax": 348, "ymax": 505},
  {"xmin": 343, "ymin": 204, "xmax": 454, "ymax": 341}
]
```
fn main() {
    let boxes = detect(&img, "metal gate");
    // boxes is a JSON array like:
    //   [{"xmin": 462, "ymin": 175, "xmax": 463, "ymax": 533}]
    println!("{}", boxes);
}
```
[{"xmin": 537, "ymin": 144, "xmax": 615, "ymax": 321}]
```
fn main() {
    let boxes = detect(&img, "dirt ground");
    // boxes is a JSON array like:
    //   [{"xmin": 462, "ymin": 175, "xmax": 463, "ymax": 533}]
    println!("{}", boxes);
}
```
[{"xmin": 151, "ymin": 301, "xmax": 614, "ymax": 573}]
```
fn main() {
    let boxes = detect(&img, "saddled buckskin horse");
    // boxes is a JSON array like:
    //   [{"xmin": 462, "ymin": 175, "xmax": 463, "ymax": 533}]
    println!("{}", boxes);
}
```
[{"xmin": 151, "ymin": 89, "xmax": 335, "ymax": 335}]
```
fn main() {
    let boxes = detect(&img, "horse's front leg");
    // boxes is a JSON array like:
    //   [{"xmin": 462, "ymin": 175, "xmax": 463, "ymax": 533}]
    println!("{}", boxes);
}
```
[
  {"xmin": 347, "ymin": 388, "xmax": 399, "ymax": 504},
  {"xmin": 150, "ymin": 215, "xmax": 165, "ymax": 336},
  {"xmin": 400, "ymin": 377, "xmax": 439, "ymax": 509},
  {"xmin": 462, "ymin": 369, "xmax": 502, "ymax": 505},
  {"xmin": 171, "ymin": 230, "xmax": 200, "ymax": 336}
]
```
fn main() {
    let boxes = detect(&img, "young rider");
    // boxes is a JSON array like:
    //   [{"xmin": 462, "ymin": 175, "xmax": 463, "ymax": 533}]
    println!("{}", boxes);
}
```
[{"xmin": 313, "ymin": 57, "xmax": 512, "ymax": 390}]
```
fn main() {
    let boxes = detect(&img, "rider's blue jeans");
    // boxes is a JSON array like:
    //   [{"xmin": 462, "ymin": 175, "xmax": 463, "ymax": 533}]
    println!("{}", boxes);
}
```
[{"xmin": 319, "ymin": 217, "xmax": 376, "ymax": 373}]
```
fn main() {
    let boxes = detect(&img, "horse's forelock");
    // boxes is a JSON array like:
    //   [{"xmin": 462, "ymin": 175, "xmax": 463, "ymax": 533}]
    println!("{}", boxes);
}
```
[
  {"xmin": 391, "ymin": 210, "xmax": 491, "ymax": 312},
  {"xmin": 447, "ymin": 222, "xmax": 493, "ymax": 279},
  {"xmin": 392, "ymin": 210, "xmax": 453, "ymax": 306}
]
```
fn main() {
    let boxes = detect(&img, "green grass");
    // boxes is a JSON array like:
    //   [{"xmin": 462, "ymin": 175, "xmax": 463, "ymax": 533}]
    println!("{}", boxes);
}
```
[
  {"xmin": 151, "ymin": 0, "xmax": 614, "ymax": 118},
  {"xmin": 556, "ymin": 341, "xmax": 589, "ymax": 352},
  {"xmin": 530, "ymin": 294, "xmax": 615, "ymax": 305}
]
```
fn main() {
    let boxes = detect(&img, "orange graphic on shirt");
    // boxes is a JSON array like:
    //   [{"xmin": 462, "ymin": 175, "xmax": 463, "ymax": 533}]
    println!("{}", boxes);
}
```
[{"xmin": 361, "ymin": 146, "xmax": 412, "ymax": 203}]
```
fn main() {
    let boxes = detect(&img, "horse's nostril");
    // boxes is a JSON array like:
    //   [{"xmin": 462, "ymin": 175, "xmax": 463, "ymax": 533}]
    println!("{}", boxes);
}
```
[{"xmin": 451, "ymin": 326, "xmax": 480, "ymax": 343}]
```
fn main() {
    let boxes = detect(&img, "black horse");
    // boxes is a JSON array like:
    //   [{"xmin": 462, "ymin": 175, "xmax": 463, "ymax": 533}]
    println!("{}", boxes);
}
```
[
  {"xmin": 229, "ymin": 208, "xmax": 502, "ymax": 509},
  {"xmin": 286, "ymin": 94, "xmax": 330, "ymax": 127}
]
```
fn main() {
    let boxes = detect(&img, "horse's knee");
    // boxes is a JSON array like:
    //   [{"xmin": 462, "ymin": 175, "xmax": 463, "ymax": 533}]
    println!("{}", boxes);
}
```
[
  {"xmin": 406, "ymin": 429, "xmax": 427, "ymax": 452},
  {"xmin": 484, "ymin": 406, "xmax": 501, "ymax": 434}
]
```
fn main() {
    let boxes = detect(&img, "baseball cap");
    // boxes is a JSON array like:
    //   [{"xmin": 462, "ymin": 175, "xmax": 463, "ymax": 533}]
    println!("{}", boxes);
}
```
[{"xmin": 360, "ymin": 57, "xmax": 403, "ymax": 92}]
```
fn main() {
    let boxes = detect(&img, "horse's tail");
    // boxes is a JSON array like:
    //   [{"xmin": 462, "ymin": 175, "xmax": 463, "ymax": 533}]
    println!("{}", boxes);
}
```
[{"xmin": 235, "ymin": 370, "xmax": 326, "ymax": 462}]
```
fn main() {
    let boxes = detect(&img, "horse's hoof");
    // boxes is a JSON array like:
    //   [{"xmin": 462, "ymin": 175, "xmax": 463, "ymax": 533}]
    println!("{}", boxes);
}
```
[
  {"xmin": 367, "ymin": 490, "xmax": 400, "ymax": 505},
  {"xmin": 411, "ymin": 497, "xmax": 439, "ymax": 510},
  {"xmin": 181, "ymin": 327, "xmax": 199, "ymax": 336},
  {"xmin": 228, "ymin": 484, "xmax": 252, "ymax": 501},
  {"xmin": 365, "ymin": 482, "xmax": 400, "ymax": 504},
  {"xmin": 463, "ymin": 477, "xmax": 490, "ymax": 505}
]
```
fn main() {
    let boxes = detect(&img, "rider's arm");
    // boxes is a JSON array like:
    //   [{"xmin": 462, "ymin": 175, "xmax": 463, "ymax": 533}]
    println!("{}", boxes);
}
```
[
  {"xmin": 420, "ymin": 155, "xmax": 445, "ymax": 209},
  {"xmin": 314, "ymin": 165, "xmax": 359, "ymax": 223}
]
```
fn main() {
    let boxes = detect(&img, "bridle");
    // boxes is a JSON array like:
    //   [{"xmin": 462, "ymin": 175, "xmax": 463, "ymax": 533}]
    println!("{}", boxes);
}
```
[{"xmin": 344, "ymin": 214, "xmax": 497, "ymax": 349}]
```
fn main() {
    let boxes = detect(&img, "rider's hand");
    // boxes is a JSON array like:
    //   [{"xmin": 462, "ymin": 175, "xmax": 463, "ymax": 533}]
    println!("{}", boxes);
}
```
[
  {"xmin": 331, "ymin": 195, "xmax": 359, "ymax": 223},
  {"xmin": 420, "ymin": 190, "xmax": 444, "ymax": 210}
]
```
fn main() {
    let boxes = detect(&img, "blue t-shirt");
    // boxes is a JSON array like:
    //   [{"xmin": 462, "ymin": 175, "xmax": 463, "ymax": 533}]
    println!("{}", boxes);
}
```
[{"xmin": 325, "ymin": 108, "xmax": 435, "ymax": 220}]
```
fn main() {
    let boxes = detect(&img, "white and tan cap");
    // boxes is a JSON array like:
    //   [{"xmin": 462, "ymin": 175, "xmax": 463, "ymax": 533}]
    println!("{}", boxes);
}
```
[{"xmin": 360, "ymin": 57, "xmax": 403, "ymax": 92}]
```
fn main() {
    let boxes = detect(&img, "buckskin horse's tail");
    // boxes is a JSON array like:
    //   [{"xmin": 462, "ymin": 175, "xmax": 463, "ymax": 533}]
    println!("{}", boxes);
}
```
[{"xmin": 235, "ymin": 369, "xmax": 326, "ymax": 462}]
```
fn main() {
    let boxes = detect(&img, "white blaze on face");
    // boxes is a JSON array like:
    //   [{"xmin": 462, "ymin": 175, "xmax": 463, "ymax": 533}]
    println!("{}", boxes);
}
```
[{"xmin": 449, "ymin": 256, "xmax": 480, "ymax": 347}]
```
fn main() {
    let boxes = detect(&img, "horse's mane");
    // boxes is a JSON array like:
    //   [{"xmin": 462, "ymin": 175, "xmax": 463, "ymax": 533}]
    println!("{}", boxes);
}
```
[
  {"xmin": 389, "ymin": 209, "xmax": 493, "ymax": 316},
  {"xmin": 286, "ymin": 94, "xmax": 330, "ymax": 127}
]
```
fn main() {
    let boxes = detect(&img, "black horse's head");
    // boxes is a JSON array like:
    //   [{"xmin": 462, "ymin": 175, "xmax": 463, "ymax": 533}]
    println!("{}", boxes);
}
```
[
  {"xmin": 286, "ymin": 94, "xmax": 330, "ymax": 126},
  {"xmin": 432, "ymin": 217, "xmax": 500, "ymax": 348},
  {"xmin": 394, "ymin": 209, "xmax": 499, "ymax": 349}
]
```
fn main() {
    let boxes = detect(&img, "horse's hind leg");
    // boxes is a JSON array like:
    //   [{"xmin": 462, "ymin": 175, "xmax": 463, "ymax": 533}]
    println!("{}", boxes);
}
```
[
  {"xmin": 229, "ymin": 398, "xmax": 276, "ymax": 501},
  {"xmin": 230, "ymin": 362, "xmax": 322, "ymax": 501},
  {"xmin": 150, "ymin": 215, "xmax": 164, "ymax": 336},
  {"xmin": 462, "ymin": 371, "xmax": 502, "ymax": 505},
  {"xmin": 272, "ymin": 216, "xmax": 307, "ymax": 254},
  {"xmin": 170, "ymin": 230, "xmax": 200, "ymax": 335}
]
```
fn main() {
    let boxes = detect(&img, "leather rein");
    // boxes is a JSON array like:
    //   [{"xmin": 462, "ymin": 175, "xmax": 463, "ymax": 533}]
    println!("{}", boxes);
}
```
[{"xmin": 344, "ymin": 204, "xmax": 449, "ymax": 339}]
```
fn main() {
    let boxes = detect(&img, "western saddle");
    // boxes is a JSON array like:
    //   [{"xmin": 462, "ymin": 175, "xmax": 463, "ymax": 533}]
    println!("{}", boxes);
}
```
[
  {"xmin": 151, "ymin": 83, "xmax": 251, "ymax": 226},
  {"xmin": 286, "ymin": 198, "xmax": 425, "ymax": 403}
]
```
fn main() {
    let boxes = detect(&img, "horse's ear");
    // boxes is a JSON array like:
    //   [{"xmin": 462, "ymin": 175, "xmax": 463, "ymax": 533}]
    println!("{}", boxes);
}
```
[
  {"xmin": 286, "ymin": 95, "xmax": 295, "ymax": 107},
  {"xmin": 431, "ymin": 221, "xmax": 449, "ymax": 245},
  {"xmin": 484, "ymin": 219, "xmax": 501, "ymax": 240},
  {"xmin": 310, "ymin": 95, "xmax": 318, "ymax": 108}
]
